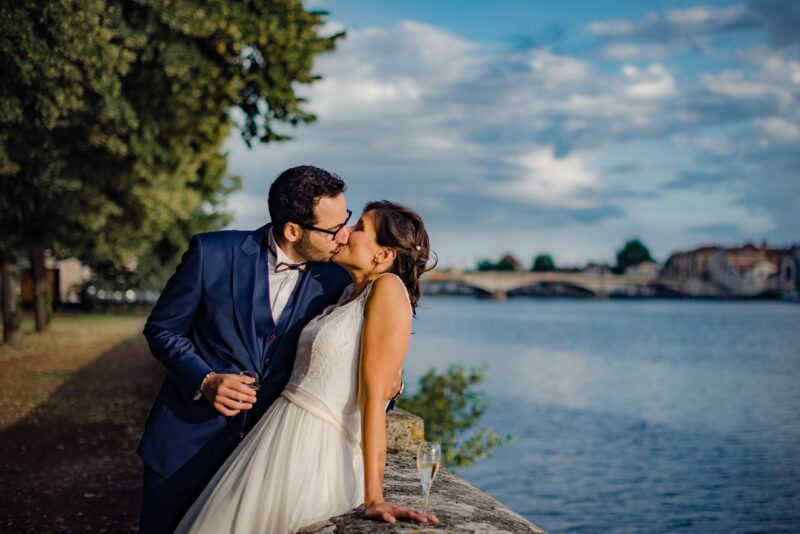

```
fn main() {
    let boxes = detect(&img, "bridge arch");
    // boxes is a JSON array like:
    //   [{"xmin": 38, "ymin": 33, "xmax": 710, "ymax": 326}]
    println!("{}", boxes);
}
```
[{"xmin": 508, "ymin": 281, "xmax": 596, "ymax": 298}]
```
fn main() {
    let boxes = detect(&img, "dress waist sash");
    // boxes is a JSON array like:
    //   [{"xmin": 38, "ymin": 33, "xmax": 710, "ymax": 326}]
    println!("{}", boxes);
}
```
[{"xmin": 281, "ymin": 384, "xmax": 359, "ymax": 447}]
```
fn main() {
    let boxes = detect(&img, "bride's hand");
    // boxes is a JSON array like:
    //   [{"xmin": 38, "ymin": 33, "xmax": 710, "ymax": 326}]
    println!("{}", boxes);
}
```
[{"xmin": 364, "ymin": 501, "xmax": 439, "ymax": 525}]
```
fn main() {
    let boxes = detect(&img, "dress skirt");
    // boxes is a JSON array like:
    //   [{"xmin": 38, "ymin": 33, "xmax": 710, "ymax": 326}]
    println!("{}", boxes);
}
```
[{"xmin": 175, "ymin": 390, "xmax": 364, "ymax": 534}]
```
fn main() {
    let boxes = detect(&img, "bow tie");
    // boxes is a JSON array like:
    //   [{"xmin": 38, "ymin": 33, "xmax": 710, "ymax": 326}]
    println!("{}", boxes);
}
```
[
  {"xmin": 264, "ymin": 233, "xmax": 308, "ymax": 273},
  {"xmin": 275, "ymin": 261, "xmax": 308, "ymax": 273}
]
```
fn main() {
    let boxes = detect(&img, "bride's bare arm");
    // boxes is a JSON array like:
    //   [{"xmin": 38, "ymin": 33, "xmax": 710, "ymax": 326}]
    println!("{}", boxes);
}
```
[{"xmin": 358, "ymin": 275, "xmax": 438, "ymax": 525}]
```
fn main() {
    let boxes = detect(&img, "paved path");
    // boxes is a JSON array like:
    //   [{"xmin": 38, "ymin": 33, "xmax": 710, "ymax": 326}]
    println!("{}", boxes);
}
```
[{"xmin": 0, "ymin": 331, "xmax": 163, "ymax": 533}]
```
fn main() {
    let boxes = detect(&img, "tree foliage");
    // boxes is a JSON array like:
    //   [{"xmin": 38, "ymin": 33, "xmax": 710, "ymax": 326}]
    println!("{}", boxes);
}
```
[
  {"xmin": 615, "ymin": 239, "xmax": 654, "ymax": 272},
  {"xmin": 476, "ymin": 257, "xmax": 517, "ymax": 272},
  {"xmin": 532, "ymin": 253, "xmax": 556, "ymax": 272},
  {"xmin": 399, "ymin": 365, "xmax": 511, "ymax": 469},
  {"xmin": 0, "ymin": 0, "xmax": 343, "ymax": 293}
]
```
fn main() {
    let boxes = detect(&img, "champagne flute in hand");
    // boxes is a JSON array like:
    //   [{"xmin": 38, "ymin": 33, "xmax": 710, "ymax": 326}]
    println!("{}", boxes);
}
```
[
  {"xmin": 416, "ymin": 441, "xmax": 442, "ymax": 515},
  {"xmin": 240, "ymin": 370, "xmax": 261, "ymax": 392}
]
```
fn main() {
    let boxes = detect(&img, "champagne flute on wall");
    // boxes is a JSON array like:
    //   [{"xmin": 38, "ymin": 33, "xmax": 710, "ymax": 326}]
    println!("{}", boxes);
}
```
[{"xmin": 416, "ymin": 441, "xmax": 442, "ymax": 515}]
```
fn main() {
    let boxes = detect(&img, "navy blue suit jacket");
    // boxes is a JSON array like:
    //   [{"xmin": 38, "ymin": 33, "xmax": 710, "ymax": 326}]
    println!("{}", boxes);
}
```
[{"xmin": 137, "ymin": 224, "xmax": 350, "ymax": 488}]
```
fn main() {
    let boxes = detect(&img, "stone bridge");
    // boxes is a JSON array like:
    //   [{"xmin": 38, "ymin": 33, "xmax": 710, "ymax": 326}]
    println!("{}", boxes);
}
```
[{"xmin": 422, "ymin": 270, "xmax": 716, "ymax": 299}]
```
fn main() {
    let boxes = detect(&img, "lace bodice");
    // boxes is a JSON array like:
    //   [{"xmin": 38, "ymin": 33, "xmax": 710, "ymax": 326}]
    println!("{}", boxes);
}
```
[{"xmin": 285, "ymin": 273, "xmax": 410, "ymax": 441}]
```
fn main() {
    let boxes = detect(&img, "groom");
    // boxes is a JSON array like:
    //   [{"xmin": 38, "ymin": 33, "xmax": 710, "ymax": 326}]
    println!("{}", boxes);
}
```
[{"xmin": 138, "ymin": 165, "xmax": 353, "ymax": 533}]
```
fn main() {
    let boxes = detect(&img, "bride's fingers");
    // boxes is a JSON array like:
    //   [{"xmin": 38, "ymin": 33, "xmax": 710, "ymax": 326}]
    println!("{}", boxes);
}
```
[
  {"xmin": 396, "ymin": 507, "xmax": 428, "ymax": 523},
  {"xmin": 381, "ymin": 512, "xmax": 396, "ymax": 524}
]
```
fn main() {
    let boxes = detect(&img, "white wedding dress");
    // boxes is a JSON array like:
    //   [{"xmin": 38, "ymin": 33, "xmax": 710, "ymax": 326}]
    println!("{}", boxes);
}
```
[{"xmin": 175, "ymin": 274, "xmax": 407, "ymax": 534}]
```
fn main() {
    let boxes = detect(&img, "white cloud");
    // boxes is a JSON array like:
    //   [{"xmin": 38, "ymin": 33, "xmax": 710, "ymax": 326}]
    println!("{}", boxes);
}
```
[
  {"xmin": 528, "ymin": 49, "xmax": 591, "ymax": 85},
  {"xmin": 762, "ymin": 53, "xmax": 800, "ymax": 86},
  {"xmin": 585, "ymin": 5, "xmax": 753, "ymax": 44},
  {"xmin": 756, "ymin": 117, "xmax": 800, "ymax": 141},
  {"xmin": 701, "ymin": 70, "xmax": 782, "ymax": 100},
  {"xmin": 224, "ymin": 192, "xmax": 269, "ymax": 230},
  {"xmin": 494, "ymin": 146, "xmax": 598, "ymax": 208},
  {"xmin": 602, "ymin": 42, "xmax": 666, "ymax": 61},
  {"xmin": 666, "ymin": 5, "xmax": 749, "ymax": 28},
  {"xmin": 586, "ymin": 19, "xmax": 635, "ymax": 38},
  {"xmin": 622, "ymin": 64, "xmax": 678, "ymax": 99},
  {"xmin": 222, "ymin": 15, "xmax": 799, "ymax": 265}
]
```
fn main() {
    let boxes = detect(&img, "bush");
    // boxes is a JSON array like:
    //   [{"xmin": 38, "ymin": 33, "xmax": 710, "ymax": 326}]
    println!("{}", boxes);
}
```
[{"xmin": 399, "ymin": 364, "xmax": 512, "ymax": 469}]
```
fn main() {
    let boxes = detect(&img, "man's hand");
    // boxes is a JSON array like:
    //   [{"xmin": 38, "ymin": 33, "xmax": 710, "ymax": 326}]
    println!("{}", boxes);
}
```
[
  {"xmin": 386, "ymin": 371, "xmax": 404, "ymax": 412},
  {"xmin": 201, "ymin": 373, "xmax": 257, "ymax": 416},
  {"xmin": 391, "ymin": 371, "xmax": 403, "ymax": 399},
  {"xmin": 365, "ymin": 501, "xmax": 438, "ymax": 525}
]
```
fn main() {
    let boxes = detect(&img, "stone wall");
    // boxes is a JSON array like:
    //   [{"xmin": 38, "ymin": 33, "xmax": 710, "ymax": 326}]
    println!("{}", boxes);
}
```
[{"xmin": 299, "ymin": 409, "xmax": 546, "ymax": 533}]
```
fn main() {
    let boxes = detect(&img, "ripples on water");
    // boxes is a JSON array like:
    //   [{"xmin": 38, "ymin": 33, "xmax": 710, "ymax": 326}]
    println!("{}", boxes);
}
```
[{"xmin": 406, "ymin": 298, "xmax": 800, "ymax": 533}]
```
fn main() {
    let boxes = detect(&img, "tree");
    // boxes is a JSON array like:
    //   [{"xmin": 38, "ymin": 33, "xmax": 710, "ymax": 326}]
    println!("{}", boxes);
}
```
[
  {"xmin": 399, "ymin": 365, "xmax": 511, "ymax": 469},
  {"xmin": 495, "ymin": 255, "xmax": 520, "ymax": 272},
  {"xmin": 0, "ymin": 1, "xmax": 128, "ymax": 333},
  {"xmin": 1, "ymin": 248, "xmax": 21, "ymax": 343},
  {"xmin": 615, "ymin": 239, "xmax": 654, "ymax": 273},
  {"xmin": 532, "ymin": 253, "xmax": 556, "ymax": 272},
  {"xmin": 476, "ymin": 259, "xmax": 496, "ymax": 272},
  {"xmin": 0, "ymin": 0, "xmax": 343, "ymax": 340},
  {"xmin": 476, "ymin": 255, "xmax": 520, "ymax": 272}
]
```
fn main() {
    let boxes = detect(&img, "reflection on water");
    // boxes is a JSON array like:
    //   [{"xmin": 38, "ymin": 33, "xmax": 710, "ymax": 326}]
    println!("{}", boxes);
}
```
[{"xmin": 406, "ymin": 298, "xmax": 800, "ymax": 533}]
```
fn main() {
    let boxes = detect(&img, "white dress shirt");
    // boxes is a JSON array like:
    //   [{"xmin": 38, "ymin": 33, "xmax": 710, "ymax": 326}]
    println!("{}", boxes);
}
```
[{"xmin": 267, "ymin": 231, "xmax": 303, "ymax": 324}]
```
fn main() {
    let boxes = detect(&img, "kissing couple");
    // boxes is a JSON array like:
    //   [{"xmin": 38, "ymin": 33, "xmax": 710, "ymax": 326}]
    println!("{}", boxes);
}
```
[{"xmin": 137, "ymin": 165, "xmax": 439, "ymax": 533}]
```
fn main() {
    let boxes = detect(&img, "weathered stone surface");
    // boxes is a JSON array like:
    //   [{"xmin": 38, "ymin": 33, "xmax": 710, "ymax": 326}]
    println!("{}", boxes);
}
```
[
  {"xmin": 386, "ymin": 408, "xmax": 425, "ymax": 453},
  {"xmin": 299, "ymin": 452, "xmax": 546, "ymax": 533}
]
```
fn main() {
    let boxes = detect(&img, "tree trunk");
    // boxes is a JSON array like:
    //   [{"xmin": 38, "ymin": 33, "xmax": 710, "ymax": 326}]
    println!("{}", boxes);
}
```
[
  {"xmin": 29, "ymin": 242, "xmax": 50, "ymax": 332},
  {"xmin": 2, "ymin": 246, "xmax": 22, "ymax": 344}
]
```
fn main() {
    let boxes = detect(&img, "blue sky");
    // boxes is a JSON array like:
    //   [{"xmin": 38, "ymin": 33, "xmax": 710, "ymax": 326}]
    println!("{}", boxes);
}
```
[{"xmin": 223, "ymin": 0, "xmax": 800, "ymax": 268}]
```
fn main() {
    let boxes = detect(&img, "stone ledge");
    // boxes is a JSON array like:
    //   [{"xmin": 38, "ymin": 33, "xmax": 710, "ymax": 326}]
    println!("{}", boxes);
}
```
[
  {"xmin": 300, "ymin": 409, "xmax": 546, "ymax": 533},
  {"xmin": 386, "ymin": 408, "xmax": 425, "ymax": 453},
  {"xmin": 299, "ymin": 452, "xmax": 545, "ymax": 533}
]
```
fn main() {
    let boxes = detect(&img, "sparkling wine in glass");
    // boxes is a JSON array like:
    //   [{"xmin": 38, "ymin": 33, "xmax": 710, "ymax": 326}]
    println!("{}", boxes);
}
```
[
  {"xmin": 416, "ymin": 441, "xmax": 442, "ymax": 515},
  {"xmin": 240, "ymin": 370, "xmax": 261, "ymax": 392}
]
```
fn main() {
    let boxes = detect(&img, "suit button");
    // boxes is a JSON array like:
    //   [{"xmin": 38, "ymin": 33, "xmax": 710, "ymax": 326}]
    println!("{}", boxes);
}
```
[
  {"xmin": 264, "ymin": 358, "xmax": 270, "ymax": 366},
  {"xmin": 269, "ymin": 334, "xmax": 277, "ymax": 342}
]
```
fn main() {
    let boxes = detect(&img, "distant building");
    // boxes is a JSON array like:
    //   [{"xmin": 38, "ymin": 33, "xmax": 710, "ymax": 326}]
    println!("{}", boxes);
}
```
[
  {"xmin": 21, "ymin": 255, "xmax": 92, "ymax": 305},
  {"xmin": 624, "ymin": 260, "xmax": 659, "ymax": 279},
  {"xmin": 582, "ymin": 262, "xmax": 613, "ymax": 274},
  {"xmin": 663, "ymin": 246, "xmax": 719, "ymax": 279},
  {"xmin": 780, "ymin": 247, "xmax": 800, "ymax": 299},
  {"xmin": 664, "ymin": 242, "xmax": 794, "ymax": 297}
]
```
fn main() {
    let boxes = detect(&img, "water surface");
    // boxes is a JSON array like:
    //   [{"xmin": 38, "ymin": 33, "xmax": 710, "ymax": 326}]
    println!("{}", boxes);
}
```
[{"xmin": 405, "ymin": 298, "xmax": 800, "ymax": 533}]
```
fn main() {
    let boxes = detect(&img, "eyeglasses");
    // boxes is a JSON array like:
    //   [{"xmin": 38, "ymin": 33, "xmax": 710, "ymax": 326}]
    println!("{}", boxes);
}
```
[{"xmin": 298, "ymin": 209, "xmax": 352, "ymax": 239}]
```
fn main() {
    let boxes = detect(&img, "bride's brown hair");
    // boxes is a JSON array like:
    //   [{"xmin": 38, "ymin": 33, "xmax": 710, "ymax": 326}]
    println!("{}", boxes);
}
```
[{"xmin": 364, "ymin": 200, "xmax": 437, "ymax": 315}]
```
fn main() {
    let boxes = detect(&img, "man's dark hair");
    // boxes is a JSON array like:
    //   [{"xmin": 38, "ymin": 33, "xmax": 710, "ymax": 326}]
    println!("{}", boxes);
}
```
[{"xmin": 268, "ymin": 165, "xmax": 346, "ymax": 233}]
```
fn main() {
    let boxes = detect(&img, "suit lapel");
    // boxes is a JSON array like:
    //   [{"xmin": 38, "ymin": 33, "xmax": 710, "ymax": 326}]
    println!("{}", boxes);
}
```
[
  {"xmin": 232, "ymin": 229, "xmax": 265, "ymax": 371},
  {"xmin": 280, "ymin": 263, "xmax": 324, "ymax": 340}
]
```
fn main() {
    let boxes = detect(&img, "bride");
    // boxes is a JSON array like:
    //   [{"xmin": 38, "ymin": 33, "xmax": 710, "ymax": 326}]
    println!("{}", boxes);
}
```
[{"xmin": 175, "ymin": 200, "xmax": 439, "ymax": 533}]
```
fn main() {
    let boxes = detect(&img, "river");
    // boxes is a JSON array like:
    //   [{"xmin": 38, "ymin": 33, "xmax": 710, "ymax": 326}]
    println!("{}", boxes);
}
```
[{"xmin": 404, "ymin": 298, "xmax": 800, "ymax": 533}]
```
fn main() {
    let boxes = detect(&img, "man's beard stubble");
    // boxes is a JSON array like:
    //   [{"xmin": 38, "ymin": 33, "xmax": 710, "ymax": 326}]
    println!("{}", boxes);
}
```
[{"xmin": 295, "ymin": 234, "xmax": 340, "ymax": 263}]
